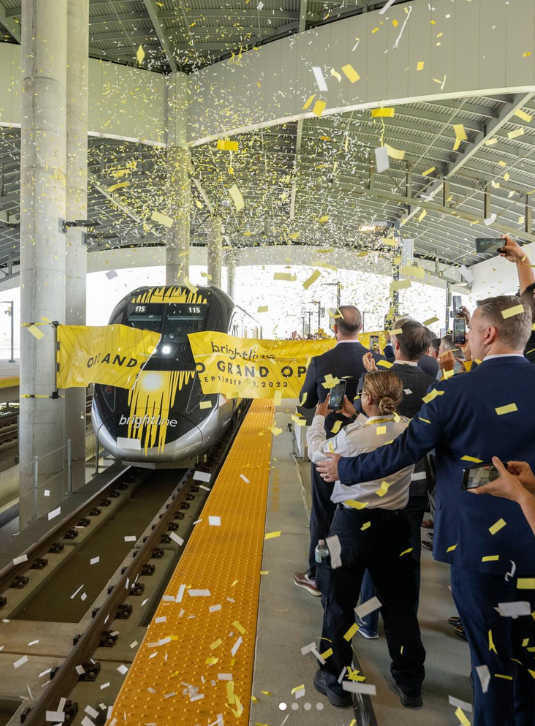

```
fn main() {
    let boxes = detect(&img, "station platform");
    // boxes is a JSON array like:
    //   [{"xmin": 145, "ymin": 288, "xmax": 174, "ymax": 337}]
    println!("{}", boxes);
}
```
[
  {"xmin": 106, "ymin": 401, "xmax": 473, "ymax": 726},
  {"xmin": 0, "ymin": 362, "xmax": 19, "ymax": 405}
]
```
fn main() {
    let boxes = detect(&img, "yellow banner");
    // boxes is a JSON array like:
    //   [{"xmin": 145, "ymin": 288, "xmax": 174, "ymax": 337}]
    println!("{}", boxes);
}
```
[
  {"xmin": 57, "ymin": 324, "xmax": 161, "ymax": 390},
  {"xmin": 188, "ymin": 331, "xmax": 335, "ymax": 399}
]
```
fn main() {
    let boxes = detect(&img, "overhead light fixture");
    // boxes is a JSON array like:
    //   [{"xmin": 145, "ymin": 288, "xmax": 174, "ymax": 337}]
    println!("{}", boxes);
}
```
[{"xmin": 359, "ymin": 224, "xmax": 376, "ymax": 232}]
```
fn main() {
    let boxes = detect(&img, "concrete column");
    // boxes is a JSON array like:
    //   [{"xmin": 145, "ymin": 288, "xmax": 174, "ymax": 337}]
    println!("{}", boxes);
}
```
[
  {"xmin": 165, "ymin": 71, "xmax": 190, "ymax": 286},
  {"xmin": 207, "ymin": 216, "xmax": 222, "ymax": 289},
  {"xmin": 65, "ymin": 0, "xmax": 89, "ymax": 492},
  {"xmin": 165, "ymin": 147, "xmax": 190, "ymax": 286},
  {"xmin": 20, "ymin": 0, "xmax": 68, "ymax": 526},
  {"xmin": 226, "ymin": 250, "xmax": 237, "ymax": 300}
]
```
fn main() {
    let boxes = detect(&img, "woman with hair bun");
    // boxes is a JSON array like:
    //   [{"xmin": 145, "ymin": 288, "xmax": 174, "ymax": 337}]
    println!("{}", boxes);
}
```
[{"xmin": 306, "ymin": 370, "xmax": 426, "ymax": 711}]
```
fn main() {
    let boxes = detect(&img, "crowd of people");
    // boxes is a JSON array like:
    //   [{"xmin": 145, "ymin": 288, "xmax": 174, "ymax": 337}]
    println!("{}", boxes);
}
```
[{"xmin": 293, "ymin": 236, "xmax": 535, "ymax": 726}]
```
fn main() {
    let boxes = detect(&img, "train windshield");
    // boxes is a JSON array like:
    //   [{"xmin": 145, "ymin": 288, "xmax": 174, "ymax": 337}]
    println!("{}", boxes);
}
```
[{"xmin": 125, "ymin": 302, "xmax": 208, "ymax": 364}]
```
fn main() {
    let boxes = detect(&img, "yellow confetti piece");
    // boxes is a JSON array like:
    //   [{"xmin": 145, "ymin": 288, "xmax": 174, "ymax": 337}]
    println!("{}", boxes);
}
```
[
  {"xmin": 229, "ymin": 184, "xmax": 245, "ymax": 211},
  {"xmin": 303, "ymin": 270, "xmax": 322, "ymax": 289},
  {"xmin": 320, "ymin": 648, "xmax": 333, "ymax": 659},
  {"xmin": 107, "ymin": 181, "xmax": 130, "ymax": 193},
  {"xmin": 372, "ymin": 26, "xmax": 379, "ymax": 33},
  {"xmin": 231, "ymin": 580, "xmax": 239, "ymax": 587},
  {"xmin": 302, "ymin": 94, "xmax": 316, "ymax": 110},
  {"xmin": 376, "ymin": 481, "xmax": 391, "ymax": 497},
  {"xmin": 136, "ymin": 44, "xmax": 145, "ymax": 65},
  {"xmin": 377, "ymin": 359, "xmax": 393, "ymax": 369},
  {"xmin": 376, "ymin": 426, "xmax": 387, "ymax": 435},
  {"xmin": 489, "ymin": 630, "xmax": 497, "ymax": 653},
  {"xmin": 361, "ymin": 521, "xmax": 371, "ymax": 531},
  {"xmin": 422, "ymin": 316, "xmax": 438, "ymax": 326},
  {"xmin": 232, "ymin": 621, "xmax": 246, "ymax": 634},
  {"xmin": 422, "ymin": 167, "xmax": 436, "ymax": 177},
  {"xmin": 371, "ymin": 108, "xmax": 395, "ymax": 118},
  {"xmin": 502, "ymin": 304, "xmax": 525, "ymax": 319},
  {"xmin": 257, "ymin": 306, "xmax": 268, "ymax": 313},
  {"xmin": 217, "ymin": 139, "xmax": 239, "ymax": 152},
  {"xmin": 344, "ymin": 623, "xmax": 359, "ymax": 641},
  {"xmin": 151, "ymin": 210, "xmax": 174, "ymax": 227},
  {"xmin": 331, "ymin": 420, "xmax": 343, "ymax": 434},
  {"xmin": 417, "ymin": 61, "xmax": 424, "ymax": 71},
  {"xmin": 422, "ymin": 389, "xmax": 445, "ymax": 404},
  {"xmin": 482, "ymin": 555, "xmax": 500, "ymax": 562},
  {"xmin": 291, "ymin": 684, "xmax": 305, "ymax": 694},
  {"xmin": 461, "ymin": 455, "xmax": 483, "ymax": 463},
  {"xmin": 515, "ymin": 109, "xmax": 533, "ymax": 123},
  {"xmin": 517, "ymin": 578, "xmax": 535, "ymax": 589},
  {"xmin": 455, "ymin": 706, "xmax": 471, "ymax": 726},
  {"xmin": 495, "ymin": 674, "xmax": 513, "ymax": 680},
  {"xmin": 418, "ymin": 208, "xmax": 427, "ymax": 223},
  {"xmin": 27, "ymin": 324, "xmax": 44, "ymax": 340},
  {"xmin": 495, "ymin": 403, "xmax": 518, "ymax": 416},
  {"xmin": 269, "ymin": 427, "xmax": 282, "ymax": 436},
  {"xmin": 273, "ymin": 272, "xmax": 296, "ymax": 282},
  {"xmin": 274, "ymin": 390, "xmax": 283, "ymax": 406},
  {"xmin": 313, "ymin": 100, "xmax": 326, "ymax": 117},
  {"xmin": 447, "ymin": 544, "xmax": 457, "ymax": 552},
  {"xmin": 489, "ymin": 519, "xmax": 507, "ymax": 535},
  {"xmin": 199, "ymin": 401, "xmax": 212, "ymax": 410},
  {"xmin": 524, "ymin": 51, "xmax": 532, "ymax": 58},
  {"xmin": 260, "ymin": 570, "xmax": 269, "ymax": 575},
  {"xmin": 318, "ymin": 215, "xmax": 329, "ymax": 223},
  {"xmin": 265, "ymin": 531, "xmax": 281, "ymax": 540},
  {"xmin": 399, "ymin": 547, "xmax": 413, "ymax": 557},
  {"xmin": 390, "ymin": 279, "xmax": 412, "ymax": 292},
  {"xmin": 206, "ymin": 656, "xmax": 219, "ymax": 665},
  {"xmin": 330, "ymin": 68, "xmax": 342, "ymax": 82},
  {"xmin": 392, "ymin": 18, "xmax": 398, "ymax": 27},
  {"xmin": 341, "ymin": 64, "xmax": 360, "ymax": 83},
  {"xmin": 210, "ymin": 639, "xmax": 222, "ymax": 650},
  {"xmin": 508, "ymin": 128, "xmax": 524, "ymax": 139},
  {"xmin": 346, "ymin": 499, "xmax": 368, "ymax": 510},
  {"xmin": 386, "ymin": 144, "xmax": 405, "ymax": 160}
]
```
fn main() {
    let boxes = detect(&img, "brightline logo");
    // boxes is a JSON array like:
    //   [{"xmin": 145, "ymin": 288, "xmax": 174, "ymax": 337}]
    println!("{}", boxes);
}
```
[{"xmin": 119, "ymin": 414, "xmax": 178, "ymax": 429}]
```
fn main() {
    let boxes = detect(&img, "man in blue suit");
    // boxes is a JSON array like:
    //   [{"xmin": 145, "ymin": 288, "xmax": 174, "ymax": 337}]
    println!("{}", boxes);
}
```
[{"xmin": 316, "ymin": 295, "xmax": 535, "ymax": 726}]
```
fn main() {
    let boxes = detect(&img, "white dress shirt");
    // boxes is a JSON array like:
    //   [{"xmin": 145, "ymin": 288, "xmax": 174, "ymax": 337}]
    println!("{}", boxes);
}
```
[{"xmin": 307, "ymin": 414, "xmax": 415, "ymax": 510}]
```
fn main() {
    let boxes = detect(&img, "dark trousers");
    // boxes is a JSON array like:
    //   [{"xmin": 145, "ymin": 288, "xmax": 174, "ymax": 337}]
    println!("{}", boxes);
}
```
[
  {"xmin": 308, "ymin": 462, "xmax": 336, "ymax": 579},
  {"xmin": 316, "ymin": 506, "xmax": 426, "ymax": 697},
  {"xmin": 451, "ymin": 566, "xmax": 535, "ymax": 726},
  {"xmin": 360, "ymin": 495, "xmax": 427, "ymax": 630}
]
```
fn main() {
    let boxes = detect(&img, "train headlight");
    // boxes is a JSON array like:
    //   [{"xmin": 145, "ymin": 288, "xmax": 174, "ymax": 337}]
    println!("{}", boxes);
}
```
[
  {"xmin": 161, "ymin": 345, "xmax": 172, "ymax": 355},
  {"xmin": 140, "ymin": 372, "xmax": 164, "ymax": 392}
]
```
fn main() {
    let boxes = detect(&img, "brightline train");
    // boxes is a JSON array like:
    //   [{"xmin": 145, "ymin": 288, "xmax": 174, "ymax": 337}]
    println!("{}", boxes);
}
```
[{"xmin": 92, "ymin": 285, "xmax": 256, "ymax": 466}]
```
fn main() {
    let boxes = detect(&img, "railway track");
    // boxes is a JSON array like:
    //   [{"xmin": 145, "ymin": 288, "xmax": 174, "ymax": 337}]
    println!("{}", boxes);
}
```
[{"xmin": 0, "ymin": 399, "xmax": 250, "ymax": 726}]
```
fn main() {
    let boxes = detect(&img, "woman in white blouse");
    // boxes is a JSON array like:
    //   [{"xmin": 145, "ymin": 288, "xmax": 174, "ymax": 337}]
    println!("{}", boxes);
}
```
[{"xmin": 306, "ymin": 371, "xmax": 426, "ymax": 711}]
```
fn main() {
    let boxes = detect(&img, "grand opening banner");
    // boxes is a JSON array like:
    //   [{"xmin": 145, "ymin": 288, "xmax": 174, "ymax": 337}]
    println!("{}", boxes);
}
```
[
  {"xmin": 56, "ymin": 325, "xmax": 161, "ymax": 390},
  {"xmin": 188, "ymin": 331, "xmax": 335, "ymax": 399}
]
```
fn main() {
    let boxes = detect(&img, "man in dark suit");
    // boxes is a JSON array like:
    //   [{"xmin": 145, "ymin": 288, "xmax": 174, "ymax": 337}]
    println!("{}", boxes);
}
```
[
  {"xmin": 316, "ymin": 295, "xmax": 535, "ymax": 726},
  {"xmin": 355, "ymin": 321, "xmax": 435, "ymax": 636},
  {"xmin": 294, "ymin": 305, "xmax": 379, "ymax": 596}
]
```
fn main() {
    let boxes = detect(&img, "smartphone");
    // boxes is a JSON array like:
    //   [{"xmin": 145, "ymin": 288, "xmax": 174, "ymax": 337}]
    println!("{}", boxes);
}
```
[
  {"xmin": 329, "ymin": 380, "xmax": 347, "ymax": 411},
  {"xmin": 475, "ymin": 238, "xmax": 507, "ymax": 255},
  {"xmin": 461, "ymin": 462, "xmax": 508, "ymax": 490},
  {"xmin": 370, "ymin": 335, "xmax": 380, "ymax": 352},
  {"xmin": 453, "ymin": 318, "xmax": 466, "ymax": 346},
  {"xmin": 452, "ymin": 295, "xmax": 462, "ymax": 317}
]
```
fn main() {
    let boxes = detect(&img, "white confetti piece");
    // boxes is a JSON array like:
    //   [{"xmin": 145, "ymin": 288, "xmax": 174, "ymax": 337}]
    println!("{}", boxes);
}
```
[
  {"xmin": 48, "ymin": 507, "xmax": 61, "ymax": 521},
  {"xmin": 375, "ymin": 146, "xmax": 390, "ymax": 174},
  {"xmin": 343, "ymin": 682, "xmax": 376, "ymax": 695},
  {"xmin": 117, "ymin": 664, "xmax": 129, "ymax": 675},
  {"xmin": 188, "ymin": 589, "xmax": 211, "ymax": 597},
  {"xmin": 81, "ymin": 717, "xmax": 95, "ymax": 726},
  {"xmin": 209, "ymin": 516, "xmax": 221, "ymax": 526},
  {"xmin": 194, "ymin": 471, "xmax": 211, "ymax": 482},
  {"xmin": 75, "ymin": 665, "xmax": 85, "ymax": 675},
  {"xmin": 476, "ymin": 665, "xmax": 491, "ymax": 693},
  {"xmin": 100, "ymin": 682, "xmax": 110, "ymax": 690},
  {"xmin": 90, "ymin": 557, "xmax": 99, "ymax": 565},
  {"xmin": 209, "ymin": 604, "xmax": 222, "ymax": 613},
  {"xmin": 496, "ymin": 601, "xmax": 531, "ymax": 618},
  {"xmin": 326, "ymin": 534, "xmax": 342, "ymax": 569},
  {"xmin": 231, "ymin": 636, "xmax": 242, "ymax": 656},
  {"xmin": 124, "ymin": 536, "xmax": 137, "ymax": 542},
  {"xmin": 28, "ymin": 640, "xmax": 39, "ymax": 646},
  {"xmin": 312, "ymin": 66, "xmax": 328, "ymax": 92},
  {"xmin": 449, "ymin": 696, "xmax": 473, "ymax": 713},
  {"xmin": 46, "ymin": 713, "xmax": 65, "ymax": 723},
  {"xmin": 218, "ymin": 673, "xmax": 233, "ymax": 680},
  {"xmin": 379, "ymin": 0, "xmax": 397, "ymax": 13},
  {"xmin": 13, "ymin": 656, "xmax": 28, "ymax": 669},
  {"xmin": 176, "ymin": 584, "xmax": 186, "ymax": 602},
  {"xmin": 13, "ymin": 555, "xmax": 28, "ymax": 566},
  {"xmin": 240, "ymin": 474, "xmax": 250, "ymax": 483},
  {"xmin": 105, "ymin": 270, "xmax": 118, "ymax": 280},
  {"xmin": 170, "ymin": 532, "xmax": 184, "ymax": 546},
  {"xmin": 85, "ymin": 706, "xmax": 99, "ymax": 719},
  {"xmin": 355, "ymin": 596, "xmax": 382, "ymax": 619},
  {"xmin": 155, "ymin": 616, "xmax": 167, "ymax": 624}
]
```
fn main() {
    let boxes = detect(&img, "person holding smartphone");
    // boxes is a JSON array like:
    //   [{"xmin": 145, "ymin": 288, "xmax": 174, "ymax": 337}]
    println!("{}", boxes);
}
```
[
  {"xmin": 469, "ymin": 457, "xmax": 535, "ymax": 537},
  {"xmin": 306, "ymin": 372, "xmax": 425, "ymax": 710},
  {"xmin": 499, "ymin": 235, "xmax": 535, "ymax": 363}
]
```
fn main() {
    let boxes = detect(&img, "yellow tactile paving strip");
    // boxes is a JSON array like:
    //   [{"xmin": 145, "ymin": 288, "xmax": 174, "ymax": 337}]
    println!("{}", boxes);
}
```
[{"xmin": 108, "ymin": 399, "xmax": 275, "ymax": 726}]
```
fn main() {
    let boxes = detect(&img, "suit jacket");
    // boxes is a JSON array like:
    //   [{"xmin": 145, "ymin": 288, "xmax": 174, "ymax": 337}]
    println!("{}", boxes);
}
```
[
  {"xmin": 338, "ymin": 356, "xmax": 535, "ymax": 575},
  {"xmin": 300, "ymin": 341, "xmax": 379, "ymax": 434},
  {"xmin": 418, "ymin": 354, "xmax": 439, "ymax": 378}
]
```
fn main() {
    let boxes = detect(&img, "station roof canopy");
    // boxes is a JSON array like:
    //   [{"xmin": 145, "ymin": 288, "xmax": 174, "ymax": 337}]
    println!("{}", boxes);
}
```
[{"xmin": 1, "ymin": 0, "xmax": 535, "ymax": 279}]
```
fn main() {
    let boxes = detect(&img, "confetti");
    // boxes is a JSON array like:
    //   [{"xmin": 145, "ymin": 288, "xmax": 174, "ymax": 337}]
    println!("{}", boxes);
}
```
[
  {"xmin": 303, "ymin": 270, "xmax": 321, "ymax": 289},
  {"xmin": 341, "ymin": 64, "xmax": 360, "ymax": 83},
  {"xmin": 228, "ymin": 184, "xmax": 245, "ymax": 212},
  {"xmin": 27, "ymin": 324, "xmax": 44, "ymax": 340},
  {"xmin": 371, "ymin": 108, "xmax": 395, "ymax": 118},
  {"xmin": 495, "ymin": 403, "xmax": 518, "ymax": 415},
  {"xmin": 508, "ymin": 128, "xmax": 524, "ymax": 140},
  {"xmin": 151, "ymin": 210, "xmax": 173, "ymax": 227},
  {"xmin": 501, "ymin": 304, "xmax": 525, "ymax": 319},
  {"xmin": 265, "ymin": 531, "xmax": 281, "ymax": 540}
]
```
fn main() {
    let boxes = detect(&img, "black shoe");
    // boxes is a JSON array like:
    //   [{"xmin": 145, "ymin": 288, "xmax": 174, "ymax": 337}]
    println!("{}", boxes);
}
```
[
  {"xmin": 421, "ymin": 540, "xmax": 432, "ymax": 551},
  {"xmin": 391, "ymin": 681, "xmax": 423, "ymax": 709},
  {"xmin": 448, "ymin": 616, "xmax": 461, "ymax": 627},
  {"xmin": 425, "ymin": 532, "xmax": 434, "ymax": 541},
  {"xmin": 314, "ymin": 670, "xmax": 352, "ymax": 708},
  {"xmin": 455, "ymin": 625, "xmax": 468, "ymax": 641}
]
